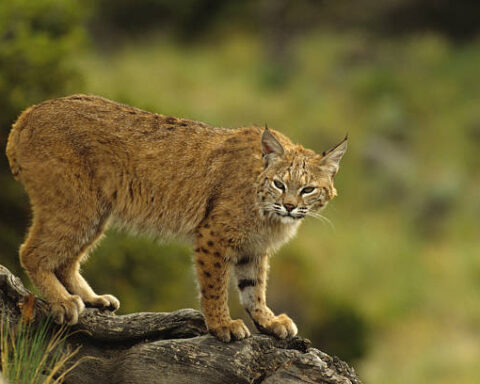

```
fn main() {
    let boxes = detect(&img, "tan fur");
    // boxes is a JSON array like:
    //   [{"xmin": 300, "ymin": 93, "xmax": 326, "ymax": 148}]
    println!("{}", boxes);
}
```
[{"xmin": 6, "ymin": 95, "xmax": 347, "ymax": 342}]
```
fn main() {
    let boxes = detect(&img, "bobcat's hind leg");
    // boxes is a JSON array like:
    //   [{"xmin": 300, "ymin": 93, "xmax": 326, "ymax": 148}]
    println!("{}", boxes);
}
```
[
  {"xmin": 53, "ymin": 215, "xmax": 120, "ymax": 312},
  {"xmin": 20, "ymin": 221, "xmax": 86, "ymax": 325},
  {"xmin": 20, "ymin": 202, "xmax": 117, "ymax": 325},
  {"xmin": 56, "ymin": 260, "xmax": 119, "ymax": 311}
]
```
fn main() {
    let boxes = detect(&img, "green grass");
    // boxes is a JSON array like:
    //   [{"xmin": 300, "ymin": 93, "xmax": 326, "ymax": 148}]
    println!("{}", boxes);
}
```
[
  {"xmin": 0, "ymin": 316, "xmax": 80, "ymax": 384},
  {"xmin": 72, "ymin": 30, "xmax": 480, "ymax": 383}
]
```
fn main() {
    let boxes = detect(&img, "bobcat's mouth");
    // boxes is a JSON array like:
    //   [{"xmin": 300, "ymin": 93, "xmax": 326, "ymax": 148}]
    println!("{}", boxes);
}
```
[{"xmin": 275, "ymin": 212, "xmax": 305, "ymax": 220}]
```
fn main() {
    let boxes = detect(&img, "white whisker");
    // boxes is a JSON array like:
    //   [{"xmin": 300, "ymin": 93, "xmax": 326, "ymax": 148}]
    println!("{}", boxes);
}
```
[{"xmin": 306, "ymin": 212, "xmax": 336, "ymax": 231}]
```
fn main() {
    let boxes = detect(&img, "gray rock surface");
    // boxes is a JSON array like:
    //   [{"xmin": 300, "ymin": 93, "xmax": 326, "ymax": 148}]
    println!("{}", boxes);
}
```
[{"xmin": 0, "ymin": 265, "xmax": 362, "ymax": 384}]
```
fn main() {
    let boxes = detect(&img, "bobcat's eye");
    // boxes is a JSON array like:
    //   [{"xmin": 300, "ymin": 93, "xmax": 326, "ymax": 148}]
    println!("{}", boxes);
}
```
[
  {"xmin": 273, "ymin": 179, "xmax": 286, "ymax": 191},
  {"xmin": 301, "ymin": 186, "xmax": 315, "ymax": 195}
]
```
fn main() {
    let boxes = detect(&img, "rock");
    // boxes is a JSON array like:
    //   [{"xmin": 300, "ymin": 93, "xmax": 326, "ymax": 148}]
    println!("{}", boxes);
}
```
[{"xmin": 0, "ymin": 265, "xmax": 362, "ymax": 384}]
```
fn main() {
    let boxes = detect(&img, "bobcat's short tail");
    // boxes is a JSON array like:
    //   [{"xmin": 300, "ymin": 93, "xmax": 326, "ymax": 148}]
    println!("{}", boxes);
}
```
[{"xmin": 6, "ymin": 106, "xmax": 35, "ymax": 180}]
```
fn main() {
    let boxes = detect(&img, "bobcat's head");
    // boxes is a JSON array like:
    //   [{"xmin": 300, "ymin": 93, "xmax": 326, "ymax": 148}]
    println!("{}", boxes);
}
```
[{"xmin": 257, "ymin": 128, "xmax": 347, "ymax": 224}]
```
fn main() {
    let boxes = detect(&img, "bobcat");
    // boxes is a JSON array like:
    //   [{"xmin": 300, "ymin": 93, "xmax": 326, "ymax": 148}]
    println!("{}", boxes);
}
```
[{"xmin": 6, "ymin": 95, "xmax": 347, "ymax": 342}]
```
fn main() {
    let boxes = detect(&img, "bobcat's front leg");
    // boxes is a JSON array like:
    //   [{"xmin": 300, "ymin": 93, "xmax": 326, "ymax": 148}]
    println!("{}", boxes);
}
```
[
  {"xmin": 235, "ymin": 253, "xmax": 297, "ymax": 339},
  {"xmin": 194, "ymin": 224, "xmax": 250, "ymax": 343}
]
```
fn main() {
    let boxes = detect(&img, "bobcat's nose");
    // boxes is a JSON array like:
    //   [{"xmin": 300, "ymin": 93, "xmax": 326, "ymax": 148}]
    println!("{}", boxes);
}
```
[{"xmin": 284, "ymin": 203, "xmax": 296, "ymax": 212}]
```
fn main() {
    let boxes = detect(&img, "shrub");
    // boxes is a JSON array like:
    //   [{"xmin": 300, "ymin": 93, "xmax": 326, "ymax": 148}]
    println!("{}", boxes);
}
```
[{"xmin": 0, "ymin": 0, "xmax": 88, "ymax": 274}]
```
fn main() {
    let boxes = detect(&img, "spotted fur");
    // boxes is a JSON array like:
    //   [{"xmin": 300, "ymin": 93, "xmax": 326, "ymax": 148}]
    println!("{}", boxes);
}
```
[{"xmin": 6, "ymin": 95, "xmax": 347, "ymax": 342}]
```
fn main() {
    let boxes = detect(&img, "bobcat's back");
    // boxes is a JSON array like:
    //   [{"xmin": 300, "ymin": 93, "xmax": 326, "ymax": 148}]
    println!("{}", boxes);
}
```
[{"xmin": 6, "ymin": 94, "xmax": 267, "ymax": 237}]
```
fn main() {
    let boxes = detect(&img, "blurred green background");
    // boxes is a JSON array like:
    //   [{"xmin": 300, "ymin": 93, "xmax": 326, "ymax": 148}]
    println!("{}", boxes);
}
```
[{"xmin": 1, "ymin": 1, "xmax": 479, "ymax": 383}]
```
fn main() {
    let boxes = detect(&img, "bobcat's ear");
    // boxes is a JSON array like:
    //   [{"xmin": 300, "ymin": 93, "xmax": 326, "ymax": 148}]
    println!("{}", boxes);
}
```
[
  {"xmin": 319, "ymin": 135, "xmax": 348, "ymax": 178},
  {"xmin": 261, "ymin": 126, "xmax": 284, "ymax": 165}
]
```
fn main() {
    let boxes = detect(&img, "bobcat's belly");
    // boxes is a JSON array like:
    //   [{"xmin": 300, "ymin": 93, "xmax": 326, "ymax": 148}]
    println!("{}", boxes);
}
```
[{"xmin": 110, "ymin": 186, "xmax": 207, "ymax": 239}]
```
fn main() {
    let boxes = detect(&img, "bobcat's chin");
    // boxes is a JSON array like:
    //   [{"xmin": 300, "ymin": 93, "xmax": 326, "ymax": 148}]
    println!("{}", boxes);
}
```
[{"xmin": 274, "ymin": 212, "xmax": 304, "ymax": 224}]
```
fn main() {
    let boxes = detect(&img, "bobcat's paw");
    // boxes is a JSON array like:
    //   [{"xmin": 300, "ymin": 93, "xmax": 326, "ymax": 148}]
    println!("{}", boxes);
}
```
[
  {"xmin": 85, "ymin": 294, "xmax": 120, "ymax": 311},
  {"xmin": 51, "ymin": 295, "xmax": 85, "ymax": 325},
  {"xmin": 209, "ymin": 319, "xmax": 251, "ymax": 343},
  {"xmin": 256, "ymin": 313, "xmax": 298, "ymax": 339}
]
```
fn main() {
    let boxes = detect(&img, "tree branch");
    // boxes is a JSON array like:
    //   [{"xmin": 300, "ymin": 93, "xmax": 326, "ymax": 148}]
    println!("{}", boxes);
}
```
[{"xmin": 0, "ymin": 265, "xmax": 362, "ymax": 384}]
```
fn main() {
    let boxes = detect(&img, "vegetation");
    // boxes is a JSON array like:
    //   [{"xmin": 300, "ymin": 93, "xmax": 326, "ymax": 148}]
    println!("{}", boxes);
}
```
[
  {"xmin": 0, "ymin": 316, "xmax": 80, "ymax": 384},
  {"xmin": 0, "ymin": 0, "xmax": 87, "ymax": 268}
]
